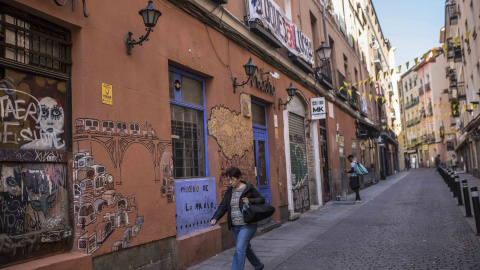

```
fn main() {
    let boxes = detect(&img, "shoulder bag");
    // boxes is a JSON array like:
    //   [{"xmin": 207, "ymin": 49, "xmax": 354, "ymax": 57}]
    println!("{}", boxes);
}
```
[{"xmin": 242, "ymin": 202, "xmax": 275, "ymax": 223}]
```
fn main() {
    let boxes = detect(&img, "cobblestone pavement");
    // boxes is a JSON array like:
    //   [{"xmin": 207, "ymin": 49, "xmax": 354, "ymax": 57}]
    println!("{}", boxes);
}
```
[
  {"xmin": 276, "ymin": 169, "xmax": 480, "ymax": 270},
  {"xmin": 189, "ymin": 169, "xmax": 480, "ymax": 270}
]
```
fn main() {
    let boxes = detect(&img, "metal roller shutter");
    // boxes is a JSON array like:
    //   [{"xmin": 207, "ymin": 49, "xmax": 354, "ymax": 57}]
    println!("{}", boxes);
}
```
[{"xmin": 288, "ymin": 113, "xmax": 310, "ymax": 213}]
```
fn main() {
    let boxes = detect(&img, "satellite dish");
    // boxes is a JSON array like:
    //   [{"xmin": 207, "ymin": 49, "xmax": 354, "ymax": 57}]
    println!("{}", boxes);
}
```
[{"xmin": 372, "ymin": 40, "xmax": 380, "ymax": 50}]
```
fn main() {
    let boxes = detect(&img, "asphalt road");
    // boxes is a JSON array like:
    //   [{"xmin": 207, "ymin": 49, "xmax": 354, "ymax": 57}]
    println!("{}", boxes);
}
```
[{"xmin": 275, "ymin": 169, "xmax": 480, "ymax": 270}]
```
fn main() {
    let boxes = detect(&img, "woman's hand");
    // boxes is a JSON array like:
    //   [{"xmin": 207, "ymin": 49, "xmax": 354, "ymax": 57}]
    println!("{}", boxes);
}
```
[
  {"xmin": 210, "ymin": 219, "xmax": 217, "ymax": 226},
  {"xmin": 242, "ymin": 197, "xmax": 249, "ymax": 204}
]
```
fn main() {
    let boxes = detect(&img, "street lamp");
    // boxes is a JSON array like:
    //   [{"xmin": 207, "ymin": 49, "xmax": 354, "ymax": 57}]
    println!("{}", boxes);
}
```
[
  {"xmin": 126, "ymin": 0, "xmax": 162, "ymax": 54},
  {"xmin": 233, "ymin": 57, "xmax": 258, "ymax": 93},
  {"xmin": 278, "ymin": 83, "xmax": 298, "ymax": 110},
  {"xmin": 315, "ymin": 41, "xmax": 332, "ymax": 61}
]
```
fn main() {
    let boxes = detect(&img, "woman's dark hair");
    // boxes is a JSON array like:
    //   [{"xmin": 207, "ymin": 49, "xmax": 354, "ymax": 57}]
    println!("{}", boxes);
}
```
[
  {"xmin": 347, "ymin": 155, "xmax": 353, "ymax": 159},
  {"xmin": 225, "ymin": 166, "xmax": 242, "ymax": 179}
]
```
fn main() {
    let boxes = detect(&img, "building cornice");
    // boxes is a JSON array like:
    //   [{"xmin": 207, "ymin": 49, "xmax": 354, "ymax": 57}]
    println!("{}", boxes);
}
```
[{"xmin": 167, "ymin": 0, "xmax": 369, "ymax": 121}]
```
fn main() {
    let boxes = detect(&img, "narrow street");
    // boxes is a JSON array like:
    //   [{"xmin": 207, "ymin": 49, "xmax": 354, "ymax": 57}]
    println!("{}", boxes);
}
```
[{"xmin": 190, "ymin": 169, "xmax": 480, "ymax": 270}]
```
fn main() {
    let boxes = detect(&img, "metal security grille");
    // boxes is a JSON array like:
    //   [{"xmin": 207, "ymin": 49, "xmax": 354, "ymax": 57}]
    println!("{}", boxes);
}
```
[
  {"xmin": 288, "ymin": 112, "xmax": 310, "ymax": 213},
  {"xmin": 0, "ymin": 4, "xmax": 72, "ymax": 75},
  {"xmin": 170, "ymin": 104, "xmax": 205, "ymax": 179}
]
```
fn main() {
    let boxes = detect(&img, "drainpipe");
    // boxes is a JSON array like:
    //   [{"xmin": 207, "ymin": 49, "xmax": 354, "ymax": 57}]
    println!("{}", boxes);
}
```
[{"xmin": 320, "ymin": 1, "xmax": 329, "ymax": 45}]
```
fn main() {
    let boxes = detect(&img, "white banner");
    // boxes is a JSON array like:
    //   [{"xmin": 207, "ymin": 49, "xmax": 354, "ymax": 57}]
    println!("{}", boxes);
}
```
[
  {"xmin": 311, "ymin": 97, "xmax": 326, "ymax": 120},
  {"xmin": 248, "ymin": 0, "xmax": 314, "ymax": 64}
]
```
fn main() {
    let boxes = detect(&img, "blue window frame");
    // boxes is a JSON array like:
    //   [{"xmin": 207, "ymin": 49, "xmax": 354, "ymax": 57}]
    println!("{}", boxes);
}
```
[
  {"xmin": 169, "ymin": 66, "xmax": 209, "ymax": 179},
  {"xmin": 251, "ymin": 100, "xmax": 271, "ymax": 204}
]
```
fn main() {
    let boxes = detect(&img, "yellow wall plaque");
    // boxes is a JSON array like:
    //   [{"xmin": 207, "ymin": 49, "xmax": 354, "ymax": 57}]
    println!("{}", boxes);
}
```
[
  {"xmin": 102, "ymin": 83, "xmax": 113, "ymax": 105},
  {"xmin": 423, "ymin": 144, "xmax": 428, "ymax": 151}
]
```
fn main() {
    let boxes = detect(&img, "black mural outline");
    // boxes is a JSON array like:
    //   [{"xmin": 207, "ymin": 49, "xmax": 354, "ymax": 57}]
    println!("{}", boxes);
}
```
[
  {"xmin": 73, "ymin": 151, "xmax": 145, "ymax": 255},
  {"xmin": 73, "ymin": 119, "xmax": 171, "ymax": 185}
]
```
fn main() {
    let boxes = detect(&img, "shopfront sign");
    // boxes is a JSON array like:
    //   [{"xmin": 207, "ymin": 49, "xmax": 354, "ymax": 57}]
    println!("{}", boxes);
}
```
[
  {"xmin": 311, "ymin": 97, "xmax": 326, "ymax": 120},
  {"xmin": 423, "ymin": 144, "xmax": 428, "ymax": 151},
  {"xmin": 248, "ymin": 0, "xmax": 313, "ymax": 64}
]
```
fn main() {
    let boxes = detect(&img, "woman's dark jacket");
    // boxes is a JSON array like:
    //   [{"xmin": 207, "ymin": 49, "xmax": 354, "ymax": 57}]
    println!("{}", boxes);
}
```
[{"xmin": 211, "ymin": 181, "xmax": 265, "ymax": 230}]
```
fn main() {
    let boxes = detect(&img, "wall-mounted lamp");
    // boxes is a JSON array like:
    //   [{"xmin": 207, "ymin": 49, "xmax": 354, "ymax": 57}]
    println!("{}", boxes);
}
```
[
  {"xmin": 278, "ymin": 83, "xmax": 297, "ymax": 110},
  {"xmin": 233, "ymin": 57, "xmax": 258, "ymax": 93},
  {"xmin": 315, "ymin": 41, "xmax": 332, "ymax": 62},
  {"xmin": 126, "ymin": 0, "xmax": 162, "ymax": 55}
]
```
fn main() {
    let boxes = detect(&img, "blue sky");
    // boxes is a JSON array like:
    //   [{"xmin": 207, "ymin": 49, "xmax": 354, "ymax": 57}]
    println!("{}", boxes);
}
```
[{"xmin": 371, "ymin": 0, "xmax": 445, "ymax": 70}]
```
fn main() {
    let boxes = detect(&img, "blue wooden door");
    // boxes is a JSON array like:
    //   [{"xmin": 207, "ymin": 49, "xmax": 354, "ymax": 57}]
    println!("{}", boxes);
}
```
[{"xmin": 253, "ymin": 127, "xmax": 271, "ymax": 204}]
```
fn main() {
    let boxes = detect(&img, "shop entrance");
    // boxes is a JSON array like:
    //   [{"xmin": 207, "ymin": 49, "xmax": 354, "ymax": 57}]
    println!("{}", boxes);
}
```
[{"xmin": 251, "ymin": 101, "xmax": 271, "ymax": 204}]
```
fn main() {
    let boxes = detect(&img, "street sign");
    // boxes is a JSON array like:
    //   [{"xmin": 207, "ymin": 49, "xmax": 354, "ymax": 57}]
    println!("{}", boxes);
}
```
[
  {"xmin": 102, "ymin": 83, "xmax": 113, "ymax": 105},
  {"xmin": 311, "ymin": 97, "xmax": 326, "ymax": 120}
]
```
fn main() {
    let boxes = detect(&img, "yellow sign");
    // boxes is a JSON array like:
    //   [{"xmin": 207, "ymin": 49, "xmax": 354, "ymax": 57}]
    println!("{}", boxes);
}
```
[
  {"xmin": 275, "ymin": 128, "xmax": 279, "ymax": 139},
  {"xmin": 423, "ymin": 144, "xmax": 428, "ymax": 151},
  {"xmin": 102, "ymin": 83, "xmax": 113, "ymax": 105}
]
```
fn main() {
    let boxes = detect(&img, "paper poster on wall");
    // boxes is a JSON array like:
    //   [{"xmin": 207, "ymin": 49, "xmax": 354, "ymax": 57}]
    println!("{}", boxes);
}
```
[
  {"xmin": 328, "ymin": 102, "xmax": 334, "ymax": 118},
  {"xmin": 174, "ymin": 178, "xmax": 216, "ymax": 237}
]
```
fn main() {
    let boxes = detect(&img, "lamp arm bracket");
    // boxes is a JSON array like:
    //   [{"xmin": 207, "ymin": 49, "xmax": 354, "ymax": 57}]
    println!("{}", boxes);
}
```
[
  {"xmin": 127, "ymin": 27, "xmax": 153, "ymax": 46},
  {"xmin": 233, "ymin": 76, "xmax": 252, "ymax": 93},
  {"xmin": 278, "ymin": 95, "xmax": 294, "ymax": 110},
  {"xmin": 126, "ymin": 27, "xmax": 153, "ymax": 54}
]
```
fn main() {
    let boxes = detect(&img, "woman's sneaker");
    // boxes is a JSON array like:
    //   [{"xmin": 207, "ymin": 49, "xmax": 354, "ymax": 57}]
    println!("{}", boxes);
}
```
[{"xmin": 355, "ymin": 200, "xmax": 362, "ymax": 203}]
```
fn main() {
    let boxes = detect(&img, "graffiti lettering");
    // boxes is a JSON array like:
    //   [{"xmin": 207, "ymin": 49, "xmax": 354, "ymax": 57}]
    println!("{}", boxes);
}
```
[
  {"xmin": 1, "ymin": 89, "xmax": 66, "ymax": 150},
  {"xmin": 293, "ymin": 185, "xmax": 310, "ymax": 213}
]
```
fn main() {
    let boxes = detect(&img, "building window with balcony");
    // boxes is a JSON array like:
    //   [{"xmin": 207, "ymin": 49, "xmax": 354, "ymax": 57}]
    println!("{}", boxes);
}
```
[{"xmin": 169, "ymin": 67, "xmax": 208, "ymax": 179}]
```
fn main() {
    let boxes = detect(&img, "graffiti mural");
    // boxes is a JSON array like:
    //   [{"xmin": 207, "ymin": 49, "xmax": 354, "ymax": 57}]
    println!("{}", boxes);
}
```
[
  {"xmin": 207, "ymin": 94, "xmax": 254, "ymax": 160},
  {"xmin": 290, "ymin": 142, "xmax": 310, "ymax": 213},
  {"xmin": 0, "ymin": 163, "xmax": 72, "ymax": 262},
  {"xmin": 1, "ymin": 68, "xmax": 67, "ymax": 150},
  {"xmin": 72, "ymin": 151, "xmax": 144, "ymax": 254},
  {"xmin": 174, "ymin": 178, "xmax": 216, "ymax": 237}
]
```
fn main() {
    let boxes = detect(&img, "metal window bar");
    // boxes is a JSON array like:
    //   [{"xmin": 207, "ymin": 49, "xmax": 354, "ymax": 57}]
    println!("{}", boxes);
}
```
[
  {"xmin": 171, "ymin": 105, "xmax": 205, "ymax": 179},
  {"xmin": 0, "ymin": 7, "xmax": 71, "ymax": 74}
]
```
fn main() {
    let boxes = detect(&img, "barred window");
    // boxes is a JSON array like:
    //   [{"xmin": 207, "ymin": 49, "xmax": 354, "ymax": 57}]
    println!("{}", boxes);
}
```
[
  {"xmin": 169, "ymin": 67, "xmax": 206, "ymax": 179},
  {"xmin": 0, "ymin": 5, "xmax": 71, "ymax": 75}
]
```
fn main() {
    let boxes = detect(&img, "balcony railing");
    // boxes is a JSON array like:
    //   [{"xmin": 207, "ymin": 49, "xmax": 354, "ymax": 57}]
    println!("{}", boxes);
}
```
[
  {"xmin": 314, "ymin": 59, "xmax": 333, "ymax": 89},
  {"xmin": 427, "ymin": 133, "xmax": 435, "ymax": 143},
  {"xmin": 447, "ymin": 39, "xmax": 462, "ymax": 62},
  {"xmin": 427, "ymin": 104, "xmax": 433, "ymax": 116},
  {"xmin": 419, "ymin": 85, "xmax": 424, "ymax": 95},
  {"xmin": 415, "ymin": 117, "xmax": 421, "ymax": 125},
  {"xmin": 425, "ymin": 82, "xmax": 431, "ymax": 91},
  {"xmin": 374, "ymin": 51, "xmax": 382, "ymax": 71},
  {"xmin": 348, "ymin": 86, "xmax": 360, "ymax": 111},
  {"xmin": 333, "ymin": 70, "xmax": 348, "ymax": 101},
  {"xmin": 457, "ymin": 82, "xmax": 466, "ymax": 100},
  {"xmin": 439, "ymin": 126, "xmax": 445, "ymax": 138},
  {"xmin": 405, "ymin": 97, "xmax": 419, "ymax": 110},
  {"xmin": 447, "ymin": 2, "xmax": 458, "ymax": 25}
]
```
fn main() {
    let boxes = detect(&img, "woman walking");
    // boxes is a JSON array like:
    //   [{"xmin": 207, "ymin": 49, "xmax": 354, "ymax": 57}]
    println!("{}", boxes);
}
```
[{"xmin": 210, "ymin": 167, "xmax": 265, "ymax": 270}]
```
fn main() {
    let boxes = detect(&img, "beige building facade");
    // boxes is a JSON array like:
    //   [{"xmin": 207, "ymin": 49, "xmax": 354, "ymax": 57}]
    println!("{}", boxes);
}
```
[{"xmin": 442, "ymin": 0, "xmax": 480, "ymax": 175}]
